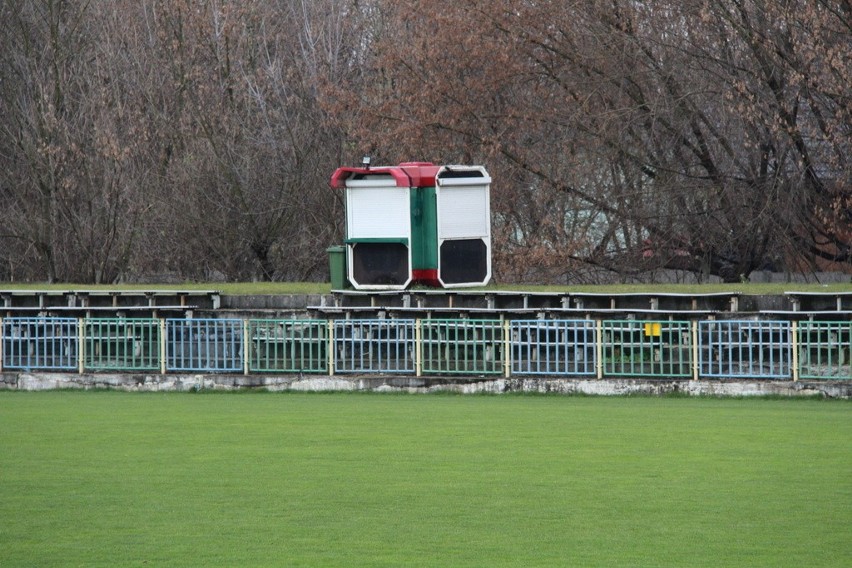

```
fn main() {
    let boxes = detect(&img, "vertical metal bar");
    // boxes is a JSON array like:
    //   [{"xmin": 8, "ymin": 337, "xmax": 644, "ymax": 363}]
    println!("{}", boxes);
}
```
[
  {"xmin": 327, "ymin": 320, "xmax": 334, "ymax": 376},
  {"xmin": 415, "ymin": 319, "xmax": 422, "ymax": 377},
  {"xmin": 204, "ymin": 320, "xmax": 211, "ymax": 370},
  {"xmin": 792, "ymin": 320, "xmax": 799, "ymax": 381},
  {"xmin": 596, "ymin": 319, "xmax": 603, "ymax": 379},
  {"xmin": 543, "ymin": 321, "xmax": 549, "ymax": 374},
  {"xmin": 243, "ymin": 319, "xmax": 249, "ymax": 375},
  {"xmin": 766, "ymin": 322, "xmax": 774, "ymax": 376},
  {"xmin": 503, "ymin": 320, "xmax": 511, "ymax": 378},
  {"xmin": 768, "ymin": 322, "xmax": 775, "ymax": 375},
  {"xmin": 692, "ymin": 321, "xmax": 699, "ymax": 381},
  {"xmin": 180, "ymin": 320, "xmax": 187, "ymax": 371},
  {"xmin": 205, "ymin": 320, "xmax": 212, "ymax": 370},
  {"xmin": 251, "ymin": 320, "xmax": 259, "ymax": 372},
  {"xmin": 808, "ymin": 322, "xmax": 817, "ymax": 378},
  {"xmin": 30, "ymin": 320, "xmax": 36, "ymax": 368},
  {"xmin": 35, "ymin": 320, "xmax": 43, "ymax": 368},
  {"xmin": 160, "ymin": 319, "xmax": 166, "ymax": 374},
  {"xmin": 625, "ymin": 322, "xmax": 631, "ymax": 375},
  {"xmin": 78, "ymin": 317, "xmax": 84, "ymax": 374},
  {"xmin": 803, "ymin": 321, "xmax": 812, "ymax": 378},
  {"xmin": 209, "ymin": 321, "xmax": 216, "ymax": 370},
  {"xmin": 512, "ymin": 321, "xmax": 521, "ymax": 374}
]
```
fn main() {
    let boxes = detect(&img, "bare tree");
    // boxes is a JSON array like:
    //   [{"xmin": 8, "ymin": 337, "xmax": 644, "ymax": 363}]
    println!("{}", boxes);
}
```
[
  {"xmin": 326, "ymin": 0, "xmax": 850, "ymax": 282},
  {"xmin": 2, "ymin": 0, "xmax": 846, "ymax": 284},
  {"xmin": 1, "ymin": 0, "xmax": 365, "ymax": 283},
  {"xmin": 140, "ymin": 0, "xmax": 357, "ymax": 281},
  {"xmin": 0, "ymin": 1, "xmax": 149, "ymax": 282}
]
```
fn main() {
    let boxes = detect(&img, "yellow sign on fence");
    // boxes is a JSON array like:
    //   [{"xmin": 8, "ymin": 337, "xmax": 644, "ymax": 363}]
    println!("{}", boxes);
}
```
[{"xmin": 644, "ymin": 323, "xmax": 661, "ymax": 337}]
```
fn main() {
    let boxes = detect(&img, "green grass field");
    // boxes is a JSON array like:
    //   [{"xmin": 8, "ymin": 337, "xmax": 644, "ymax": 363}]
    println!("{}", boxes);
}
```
[{"xmin": 1, "ymin": 392, "xmax": 849, "ymax": 567}]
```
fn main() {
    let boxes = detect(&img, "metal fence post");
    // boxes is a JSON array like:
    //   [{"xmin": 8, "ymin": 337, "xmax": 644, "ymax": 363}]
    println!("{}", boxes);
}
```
[
  {"xmin": 243, "ymin": 319, "xmax": 250, "ymax": 376},
  {"xmin": 595, "ymin": 319, "xmax": 603, "ymax": 379},
  {"xmin": 692, "ymin": 320, "xmax": 699, "ymax": 381},
  {"xmin": 415, "ymin": 319, "xmax": 422, "ymax": 377},
  {"xmin": 327, "ymin": 320, "xmax": 334, "ymax": 376},
  {"xmin": 160, "ymin": 318, "xmax": 166, "ymax": 375},
  {"xmin": 78, "ymin": 317, "xmax": 85, "ymax": 374},
  {"xmin": 503, "ymin": 319, "xmax": 511, "ymax": 378},
  {"xmin": 791, "ymin": 320, "xmax": 799, "ymax": 382}
]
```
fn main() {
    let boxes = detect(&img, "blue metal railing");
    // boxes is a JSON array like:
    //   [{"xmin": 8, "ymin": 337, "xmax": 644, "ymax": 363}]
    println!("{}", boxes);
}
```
[
  {"xmin": 2, "ymin": 317, "xmax": 79, "ymax": 371},
  {"xmin": 511, "ymin": 319, "xmax": 596, "ymax": 376},
  {"xmin": 699, "ymin": 320, "xmax": 791, "ymax": 379},
  {"xmin": 165, "ymin": 318, "xmax": 243, "ymax": 372},
  {"xmin": 420, "ymin": 319, "xmax": 504, "ymax": 375},
  {"xmin": 333, "ymin": 319, "xmax": 416, "ymax": 374}
]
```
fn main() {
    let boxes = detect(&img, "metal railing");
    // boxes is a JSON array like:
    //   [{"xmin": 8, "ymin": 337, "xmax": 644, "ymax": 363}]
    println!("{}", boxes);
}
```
[
  {"xmin": 699, "ymin": 320, "xmax": 791, "ymax": 379},
  {"xmin": 420, "ymin": 319, "xmax": 504, "ymax": 375},
  {"xmin": 165, "ymin": 318, "xmax": 243, "ymax": 372},
  {"xmin": 84, "ymin": 318, "xmax": 160, "ymax": 371},
  {"xmin": 2, "ymin": 317, "xmax": 79, "ymax": 371},
  {"xmin": 248, "ymin": 320, "xmax": 327, "ymax": 373},
  {"xmin": 333, "ymin": 319, "xmax": 416, "ymax": 374},
  {"xmin": 1, "ymin": 315, "xmax": 849, "ymax": 380},
  {"xmin": 797, "ymin": 321, "xmax": 852, "ymax": 380},
  {"xmin": 601, "ymin": 320, "xmax": 693, "ymax": 378},
  {"xmin": 511, "ymin": 319, "xmax": 596, "ymax": 376}
]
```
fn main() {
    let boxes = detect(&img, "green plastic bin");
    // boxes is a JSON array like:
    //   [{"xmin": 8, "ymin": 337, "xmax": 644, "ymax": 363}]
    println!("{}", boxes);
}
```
[{"xmin": 327, "ymin": 245, "xmax": 348, "ymax": 290}]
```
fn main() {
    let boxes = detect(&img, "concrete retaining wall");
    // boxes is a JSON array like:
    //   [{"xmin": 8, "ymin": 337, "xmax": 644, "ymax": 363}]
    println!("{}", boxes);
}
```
[{"xmin": 2, "ymin": 372, "xmax": 849, "ymax": 398}]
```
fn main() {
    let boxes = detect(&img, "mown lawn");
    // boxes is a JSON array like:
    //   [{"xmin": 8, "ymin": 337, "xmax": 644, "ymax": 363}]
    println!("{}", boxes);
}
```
[{"xmin": 1, "ymin": 392, "xmax": 849, "ymax": 567}]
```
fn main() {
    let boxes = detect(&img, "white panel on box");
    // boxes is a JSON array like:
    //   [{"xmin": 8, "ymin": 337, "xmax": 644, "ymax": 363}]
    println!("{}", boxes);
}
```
[
  {"xmin": 437, "ymin": 185, "xmax": 489, "ymax": 239},
  {"xmin": 346, "ymin": 185, "xmax": 410, "ymax": 239}
]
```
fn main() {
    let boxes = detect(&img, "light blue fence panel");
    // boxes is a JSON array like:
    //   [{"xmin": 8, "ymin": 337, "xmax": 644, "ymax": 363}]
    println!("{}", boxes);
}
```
[
  {"xmin": 248, "ymin": 320, "xmax": 327, "ymax": 373},
  {"xmin": 420, "ymin": 319, "xmax": 504, "ymax": 375},
  {"xmin": 601, "ymin": 320, "xmax": 693, "ymax": 378},
  {"xmin": 2, "ymin": 317, "xmax": 79, "ymax": 371},
  {"xmin": 84, "ymin": 318, "xmax": 161, "ymax": 371},
  {"xmin": 798, "ymin": 321, "xmax": 851, "ymax": 380},
  {"xmin": 511, "ymin": 319, "xmax": 596, "ymax": 376},
  {"xmin": 699, "ymin": 320, "xmax": 791, "ymax": 379},
  {"xmin": 166, "ymin": 318, "xmax": 243, "ymax": 372},
  {"xmin": 333, "ymin": 319, "xmax": 415, "ymax": 374}
]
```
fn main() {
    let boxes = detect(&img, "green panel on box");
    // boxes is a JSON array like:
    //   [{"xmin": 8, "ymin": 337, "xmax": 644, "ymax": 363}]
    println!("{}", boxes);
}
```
[{"xmin": 410, "ymin": 186, "xmax": 438, "ymax": 271}]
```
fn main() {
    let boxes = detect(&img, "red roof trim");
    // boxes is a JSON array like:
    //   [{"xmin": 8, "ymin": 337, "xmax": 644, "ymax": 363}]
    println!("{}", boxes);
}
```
[{"xmin": 330, "ymin": 162, "xmax": 439, "ymax": 189}]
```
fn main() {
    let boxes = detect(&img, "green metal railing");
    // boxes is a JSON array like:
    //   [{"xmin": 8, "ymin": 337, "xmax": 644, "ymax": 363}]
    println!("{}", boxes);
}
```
[
  {"xmin": 420, "ymin": 319, "xmax": 505, "ymax": 375},
  {"xmin": 84, "ymin": 318, "xmax": 161, "ymax": 371},
  {"xmin": 248, "ymin": 320, "xmax": 327, "ymax": 373},
  {"xmin": 797, "ymin": 321, "xmax": 852, "ymax": 380},
  {"xmin": 601, "ymin": 320, "xmax": 693, "ymax": 378}
]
